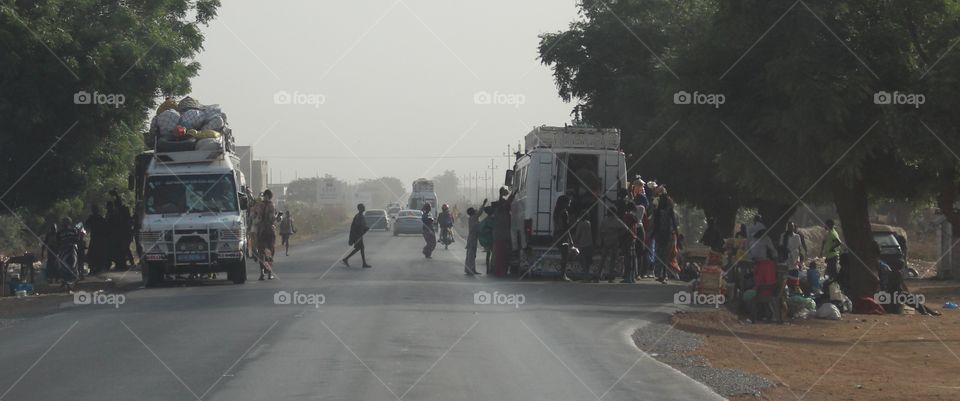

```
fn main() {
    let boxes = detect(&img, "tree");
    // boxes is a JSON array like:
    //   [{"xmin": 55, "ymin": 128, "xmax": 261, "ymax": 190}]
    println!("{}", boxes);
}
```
[
  {"xmin": 432, "ymin": 170, "xmax": 459, "ymax": 205},
  {"xmin": 0, "ymin": 0, "xmax": 221, "ymax": 216},
  {"xmin": 357, "ymin": 177, "xmax": 406, "ymax": 208},
  {"xmin": 538, "ymin": 0, "xmax": 757, "ymax": 237},
  {"xmin": 684, "ymin": 0, "xmax": 959, "ymax": 298}
]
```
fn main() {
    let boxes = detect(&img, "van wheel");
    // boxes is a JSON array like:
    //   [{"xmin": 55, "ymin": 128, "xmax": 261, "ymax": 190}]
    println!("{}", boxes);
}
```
[
  {"xmin": 229, "ymin": 259, "xmax": 247, "ymax": 284},
  {"xmin": 143, "ymin": 262, "xmax": 164, "ymax": 288}
]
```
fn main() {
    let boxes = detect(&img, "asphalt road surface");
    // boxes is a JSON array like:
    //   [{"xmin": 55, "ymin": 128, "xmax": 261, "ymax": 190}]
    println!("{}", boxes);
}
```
[{"xmin": 0, "ymin": 229, "xmax": 723, "ymax": 401}]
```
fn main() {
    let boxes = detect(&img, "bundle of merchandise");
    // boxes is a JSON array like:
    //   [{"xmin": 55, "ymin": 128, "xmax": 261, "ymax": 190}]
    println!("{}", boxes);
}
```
[{"xmin": 147, "ymin": 97, "xmax": 233, "ymax": 152}]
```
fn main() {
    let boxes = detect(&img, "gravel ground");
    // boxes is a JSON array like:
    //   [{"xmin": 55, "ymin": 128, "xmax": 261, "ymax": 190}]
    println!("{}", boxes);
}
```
[{"xmin": 633, "ymin": 321, "xmax": 772, "ymax": 398}]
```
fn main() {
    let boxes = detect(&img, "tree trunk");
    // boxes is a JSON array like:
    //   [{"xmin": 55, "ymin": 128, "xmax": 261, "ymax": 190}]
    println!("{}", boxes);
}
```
[
  {"xmin": 702, "ymin": 198, "xmax": 738, "ymax": 239},
  {"xmin": 832, "ymin": 178, "xmax": 879, "ymax": 301}
]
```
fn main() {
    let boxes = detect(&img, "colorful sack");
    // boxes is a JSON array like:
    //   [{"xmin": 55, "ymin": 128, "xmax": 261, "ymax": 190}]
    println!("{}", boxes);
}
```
[
  {"xmin": 156, "ymin": 98, "xmax": 178, "ymax": 114},
  {"xmin": 194, "ymin": 129, "xmax": 222, "ymax": 139},
  {"xmin": 816, "ymin": 303, "xmax": 842, "ymax": 320}
]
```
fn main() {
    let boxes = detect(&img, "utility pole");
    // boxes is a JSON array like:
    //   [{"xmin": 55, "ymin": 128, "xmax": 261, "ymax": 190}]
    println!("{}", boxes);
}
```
[
  {"xmin": 488, "ymin": 159, "xmax": 497, "ymax": 199},
  {"xmin": 502, "ymin": 144, "xmax": 513, "ymax": 170}
]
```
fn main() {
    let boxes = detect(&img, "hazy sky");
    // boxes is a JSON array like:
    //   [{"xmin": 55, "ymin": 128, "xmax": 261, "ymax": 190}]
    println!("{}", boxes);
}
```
[{"xmin": 191, "ymin": 0, "xmax": 581, "ymax": 189}]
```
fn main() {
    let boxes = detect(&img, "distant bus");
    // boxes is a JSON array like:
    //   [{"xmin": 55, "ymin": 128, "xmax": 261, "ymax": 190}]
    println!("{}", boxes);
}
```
[{"xmin": 408, "ymin": 178, "xmax": 438, "ymax": 217}]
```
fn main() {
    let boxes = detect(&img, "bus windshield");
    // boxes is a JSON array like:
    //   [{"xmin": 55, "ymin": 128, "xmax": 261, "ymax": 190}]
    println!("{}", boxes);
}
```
[{"xmin": 145, "ymin": 174, "xmax": 238, "ymax": 215}]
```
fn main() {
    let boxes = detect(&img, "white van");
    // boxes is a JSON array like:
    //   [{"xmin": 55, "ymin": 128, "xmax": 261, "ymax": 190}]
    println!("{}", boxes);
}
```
[{"xmin": 506, "ymin": 126, "xmax": 627, "ymax": 273}]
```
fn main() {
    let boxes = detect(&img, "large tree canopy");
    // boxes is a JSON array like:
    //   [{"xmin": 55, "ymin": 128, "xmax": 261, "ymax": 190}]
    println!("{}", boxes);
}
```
[
  {"xmin": 540, "ymin": 0, "xmax": 960, "ymax": 297},
  {"xmin": 0, "ymin": 0, "xmax": 220, "ymax": 213}
]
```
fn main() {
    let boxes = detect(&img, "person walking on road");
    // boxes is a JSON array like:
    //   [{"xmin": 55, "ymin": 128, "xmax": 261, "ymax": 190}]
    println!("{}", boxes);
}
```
[
  {"xmin": 422, "ymin": 203, "xmax": 437, "ymax": 258},
  {"xmin": 279, "ymin": 210, "xmax": 297, "ymax": 256},
  {"xmin": 343, "ymin": 203, "xmax": 371, "ymax": 268},
  {"xmin": 254, "ymin": 190, "xmax": 278, "ymax": 279},
  {"xmin": 554, "ymin": 194, "xmax": 574, "ymax": 281},
  {"xmin": 464, "ymin": 199, "xmax": 488, "ymax": 275}
]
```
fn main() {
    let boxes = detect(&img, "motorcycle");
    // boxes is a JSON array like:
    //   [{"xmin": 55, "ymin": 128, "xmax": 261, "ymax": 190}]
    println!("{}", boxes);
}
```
[{"xmin": 439, "ymin": 225, "xmax": 455, "ymax": 250}]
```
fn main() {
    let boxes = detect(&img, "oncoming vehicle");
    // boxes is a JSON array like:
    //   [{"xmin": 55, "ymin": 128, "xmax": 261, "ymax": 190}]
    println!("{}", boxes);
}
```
[
  {"xmin": 506, "ymin": 125, "xmax": 627, "ymax": 276},
  {"xmin": 132, "ymin": 147, "xmax": 249, "ymax": 287},
  {"xmin": 408, "ymin": 179, "xmax": 437, "ymax": 218},
  {"xmin": 393, "ymin": 209, "xmax": 424, "ymax": 236},
  {"xmin": 387, "ymin": 206, "xmax": 401, "ymax": 221},
  {"xmin": 364, "ymin": 209, "xmax": 389, "ymax": 230}
]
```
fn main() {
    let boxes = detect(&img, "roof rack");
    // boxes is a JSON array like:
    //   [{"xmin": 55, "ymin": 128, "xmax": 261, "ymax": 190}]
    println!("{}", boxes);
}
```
[{"xmin": 153, "ymin": 149, "xmax": 226, "ymax": 164}]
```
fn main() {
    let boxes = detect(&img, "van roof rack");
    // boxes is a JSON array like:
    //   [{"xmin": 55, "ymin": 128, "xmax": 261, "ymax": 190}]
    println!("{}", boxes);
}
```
[{"xmin": 153, "ymin": 149, "xmax": 225, "ymax": 164}]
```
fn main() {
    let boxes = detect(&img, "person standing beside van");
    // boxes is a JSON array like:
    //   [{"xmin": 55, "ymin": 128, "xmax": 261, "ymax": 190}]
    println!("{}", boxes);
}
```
[
  {"xmin": 492, "ymin": 187, "xmax": 516, "ymax": 277},
  {"xmin": 554, "ymin": 195, "xmax": 574, "ymax": 281}
]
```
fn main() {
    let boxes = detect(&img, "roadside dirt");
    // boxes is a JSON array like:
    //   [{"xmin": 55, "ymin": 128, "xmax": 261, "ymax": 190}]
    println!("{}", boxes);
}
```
[{"xmin": 671, "ymin": 280, "xmax": 960, "ymax": 401}]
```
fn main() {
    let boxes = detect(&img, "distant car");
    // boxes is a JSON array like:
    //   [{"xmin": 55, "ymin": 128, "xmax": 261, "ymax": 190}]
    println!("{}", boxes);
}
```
[
  {"xmin": 364, "ymin": 209, "xmax": 389, "ymax": 230},
  {"xmin": 393, "ymin": 209, "xmax": 424, "ymax": 236},
  {"xmin": 387, "ymin": 206, "xmax": 401, "ymax": 220}
]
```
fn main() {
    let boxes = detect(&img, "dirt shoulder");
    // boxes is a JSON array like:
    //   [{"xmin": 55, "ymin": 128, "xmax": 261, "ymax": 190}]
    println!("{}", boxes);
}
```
[{"xmin": 667, "ymin": 280, "xmax": 960, "ymax": 401}]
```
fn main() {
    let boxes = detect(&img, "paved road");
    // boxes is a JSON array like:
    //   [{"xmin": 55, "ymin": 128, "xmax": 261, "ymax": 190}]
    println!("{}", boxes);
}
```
[{"xmin": 0, "ymin": 229, "xmax": 722, "ymax": 401}]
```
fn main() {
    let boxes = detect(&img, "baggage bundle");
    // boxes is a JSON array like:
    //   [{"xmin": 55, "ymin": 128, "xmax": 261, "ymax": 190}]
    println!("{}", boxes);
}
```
[{"xmin": 146, "ymin": 96, "xmax": 234, "ymax": 153}]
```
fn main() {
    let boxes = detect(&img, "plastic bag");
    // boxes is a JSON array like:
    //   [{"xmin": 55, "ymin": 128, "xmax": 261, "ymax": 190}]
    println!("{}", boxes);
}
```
[
  {"xmin": 816, "ymin": 303, "xmax": 842, "ymax": 320},
  {"xmin": 155, "ymin": 110, "xmax": 181, "ymax": 137},
  {"xmin": 194, "ymin": 129, "xmax": 221, "ymax": 139},
  {"xmin": 179, "ymin": 109, "xmax": 203, "ymax": 129},
  {"xmin": 177, "ymin": 96, "xmax": 202, "ymax": 111},
  {"xmin": 196, "ymin": 137, "xmax": 222, "ymax": 151},
  {"xmin": 201, "ymin": 115, "xmax": 224, "ymax": 131}
]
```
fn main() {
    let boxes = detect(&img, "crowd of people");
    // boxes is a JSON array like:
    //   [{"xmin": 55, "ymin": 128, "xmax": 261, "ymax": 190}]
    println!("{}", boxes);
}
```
[
  {"xmin": 450, "ymin": 179, "xmax": 683, "ymax": 282},
  {"xmin": 41, "ymin": 190, "xmax": 136, "ymax": 290}
]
